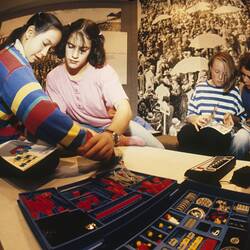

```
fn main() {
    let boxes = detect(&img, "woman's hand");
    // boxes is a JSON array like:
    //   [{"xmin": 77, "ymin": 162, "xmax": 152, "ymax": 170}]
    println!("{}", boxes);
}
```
[
  {"xmin": 223, "ymin": 113, "xmax": 234, "ymax": 127},
  {"xmin": 77, "ymin": 132, "xmax": 114, "ymax": 161}
]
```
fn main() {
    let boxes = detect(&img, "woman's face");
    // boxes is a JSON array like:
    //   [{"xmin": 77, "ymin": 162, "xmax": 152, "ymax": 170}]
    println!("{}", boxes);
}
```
[
  {"xmin": 65, "ymin": 32, "xmax": 92, "ymax": 73},
  {"xmin": 22, "ymin": 26, "xmax": 62, "ymax": 63},
  {"xmin": 210, "ymin": 58, "xmax": 226, "ymax": 87}
]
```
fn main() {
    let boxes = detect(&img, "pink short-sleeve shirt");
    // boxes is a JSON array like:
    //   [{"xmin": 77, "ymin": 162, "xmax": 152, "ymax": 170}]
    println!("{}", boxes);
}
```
[{"xmin": 46, "ymin": 63, "xmax": 128, "ymax": 127}]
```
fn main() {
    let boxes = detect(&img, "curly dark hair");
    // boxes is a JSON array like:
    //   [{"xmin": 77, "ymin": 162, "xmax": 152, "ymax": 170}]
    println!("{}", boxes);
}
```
[{"xmin": 55, "ymin": 18, "xmax": 106, "ymax": 68}]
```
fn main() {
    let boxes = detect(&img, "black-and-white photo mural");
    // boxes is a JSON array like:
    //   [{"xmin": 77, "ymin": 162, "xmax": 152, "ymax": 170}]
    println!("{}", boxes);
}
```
[{"xmin": 137, "ymin": 0, "xmax": 250, "ymax": 135}]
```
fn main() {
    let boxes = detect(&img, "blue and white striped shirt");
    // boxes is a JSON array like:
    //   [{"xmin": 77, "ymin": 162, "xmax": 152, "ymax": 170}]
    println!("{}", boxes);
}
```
[{"xmin": 187, "ymin": 81, "xmax": 246, "ymax": 123}]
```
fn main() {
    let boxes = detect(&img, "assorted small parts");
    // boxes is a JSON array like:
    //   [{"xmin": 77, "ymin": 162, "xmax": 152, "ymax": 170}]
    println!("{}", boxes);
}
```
[
  {"xmin": 207, "ymin": 210, "xmax": 228, "ymax": 225},
  {"xmin": 175, "ymin": 192, "xmax": 198, "ymax": 212},
  {"xmin": 85, "ymin": 222, "xmax": 97, "ymax": 231},
  {"xmin": 184, "ymin": 217, "xmax": 197, "ymax": 229},
  {"xmin": 168, "ymin": 237, "xmax": 178, "ymax": 247},
  {"xmin": 169, "ymin": 190, "xmax": 249, "ymax": 249},
  {"xmin": 99, "ymin": 178, "xmax": 128, "ymax": 200},
  {"xmin": 143, "ymin": 228, "xmax": 165, "ymax": 244},
  {"xmin": 164, "ymin": 212, "xmax": 182, "ymax": 225},
  {"xmin": 177, "ymin": 231, "xmax": 195, "ymax": 249},
  {"xmin": 108, "ymin": 167, "xmax": 145, "ymax": 187},
  {"xmin": 187, "ymin": 207, "xmax": 206, "ymax": 219},
  {"xmin": 210, "ymin": 227, "xmax": 222, "ymax": 237},
  {"xmin": 157, "ymin": 190, "xmax": 249, "ymax": 249},
  {"xmin": 137, "ymin": 177, "xmax": 175, "ymax": 195},
  {"xmin": 214, "ymin": 199, "xmax": 231, "ymax": 213},
  {"xmin": 129, "ymin": 237, "xmax": 156, "ymax": 250},
  {"xmin": 233, "ymin": 203, "xmax": 250, "ymax": 215},
  {"xmin": 154, "ymin": 219, "xmax": 175, "ymax": 233},
  {"xmin": 195, "ymin": 197, "xmax": 213, "ymax": 208},
  {"xmin": 75, "ymin": 194, "xmax": 101, "ymax": 211},
  {"xmin": 166, "ymin": 229, "xmax": 218, "ymax": 250},
  {"xmin": 20, "ymin": 191, "xmax": 71, "ymax": 219}
]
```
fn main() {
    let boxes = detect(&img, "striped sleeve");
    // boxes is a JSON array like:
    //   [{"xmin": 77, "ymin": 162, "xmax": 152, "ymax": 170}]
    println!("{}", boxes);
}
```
[
  {"xmin": 187, "ymin": 87, "xmax": 199, "ymax": 116},
  {"xmin": 0, "ymin": 47, "xmax": 92, "ymax": 149}
]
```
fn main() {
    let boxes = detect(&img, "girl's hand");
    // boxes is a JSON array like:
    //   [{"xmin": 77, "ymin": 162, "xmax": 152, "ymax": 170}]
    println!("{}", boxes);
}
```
[
  {"xmin": 223, "ymin": 113, "xmax": 234, "ymax": 127},
  {"xmin": 191, "ymin": 115, "xmax": 211, "ymax": 131},
  {"xmin": 77, "ymin": 132, "xmax": 114, "ymax": 161}
]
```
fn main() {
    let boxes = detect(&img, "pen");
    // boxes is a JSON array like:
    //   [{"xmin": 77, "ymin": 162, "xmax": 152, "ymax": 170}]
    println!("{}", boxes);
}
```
[{"xmin": 211, "ymin": 104, "xmax": 218, "ymax": 120}]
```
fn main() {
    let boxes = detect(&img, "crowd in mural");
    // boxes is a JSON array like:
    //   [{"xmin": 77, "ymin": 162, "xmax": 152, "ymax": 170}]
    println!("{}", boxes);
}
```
[{"xmin": 137, "ymin": 0, "xmax": 249, "ymax": 134}]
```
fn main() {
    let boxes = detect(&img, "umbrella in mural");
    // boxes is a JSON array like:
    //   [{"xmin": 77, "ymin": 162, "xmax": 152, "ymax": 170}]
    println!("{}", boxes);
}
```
[
  {"xmin": 171, "ymin": 56, "xmax": 209, "ymax": 75},
  {"xmin": 152, "ymin": 14, "xmax": 171, "ymax": 25},
  {"xmin": 189, "ymin": 33, "xmax": 226, "ymax": 49},
  {"xmin": 186, "ymin": 2, "xmax": 211, "ymax": 14},
  {"xmin": 212, "ymin": 5, "xmax": 241, "ymax": 14}
]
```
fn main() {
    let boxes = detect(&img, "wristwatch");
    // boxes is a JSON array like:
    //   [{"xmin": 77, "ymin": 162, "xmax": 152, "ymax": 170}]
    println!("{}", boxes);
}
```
[{"xmin": 104, "ymin": 128, "xmax": 120, "ymax": 146}]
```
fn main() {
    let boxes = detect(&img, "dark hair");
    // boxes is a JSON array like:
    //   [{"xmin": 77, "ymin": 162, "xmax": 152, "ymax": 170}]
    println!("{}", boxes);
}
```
[
  {"xmin": 55, "ymin": 18, "xmax": 106, "ymax": 68},
  {"xmin": 239, "ymin": 52, "xmax": 250, "ymax": 71},
  {"xmin": 0, "ymin": 12, "xmax": 63, "ymax": 50},
  {"xmin": 208, "ymin": 51, "xmax": 237, "ymax": 92}
]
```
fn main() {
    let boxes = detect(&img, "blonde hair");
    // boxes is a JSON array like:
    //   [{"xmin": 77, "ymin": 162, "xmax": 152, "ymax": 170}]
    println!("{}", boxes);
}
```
[{"xmin": 208, "ymin": 51, "xmax": 237, "ymax": 92}]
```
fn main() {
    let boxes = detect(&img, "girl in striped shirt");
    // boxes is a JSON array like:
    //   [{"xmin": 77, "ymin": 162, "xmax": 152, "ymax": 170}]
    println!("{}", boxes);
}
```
[{"xmin": 177, "ymin": 52, "xmax": 246, "ymax": 156}]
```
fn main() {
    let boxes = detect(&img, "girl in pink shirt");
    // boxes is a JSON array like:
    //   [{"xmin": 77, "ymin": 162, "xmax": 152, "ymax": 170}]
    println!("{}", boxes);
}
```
[{"xmin": 46, "ymin": 19, "xmax": 163, "ymax": 148}]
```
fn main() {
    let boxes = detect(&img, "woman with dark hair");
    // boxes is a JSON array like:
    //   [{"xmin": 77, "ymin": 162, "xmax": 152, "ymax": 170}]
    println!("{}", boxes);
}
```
[
  {"xmin": 46, "ymin": 18, "xmax": 164, "ymax": 148},
  {"xmin": 0, "ymin": 13, "xmax": 114, "ymax": 161},
  {"xmin": 177, "ymin": 51, "xmax": 246, "ymax": 156}
]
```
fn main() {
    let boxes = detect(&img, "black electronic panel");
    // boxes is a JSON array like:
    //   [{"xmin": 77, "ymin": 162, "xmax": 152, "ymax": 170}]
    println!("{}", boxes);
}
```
[{"xmin": 184, "ymin": 156, "xmax": 236, "ymax": 184}]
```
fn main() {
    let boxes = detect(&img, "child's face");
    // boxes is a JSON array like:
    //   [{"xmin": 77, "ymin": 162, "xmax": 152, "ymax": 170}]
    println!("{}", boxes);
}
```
[
  {"xmin": 210, "ymin": 59, "xmax": 226, "ymax": 87},
  {"xmin": 23, "ymin": 26, "xmax": 62, "ymax": 63},
  {"xmin": 65, "ymin": 32, "xmax": 92, "ymax": 72}
]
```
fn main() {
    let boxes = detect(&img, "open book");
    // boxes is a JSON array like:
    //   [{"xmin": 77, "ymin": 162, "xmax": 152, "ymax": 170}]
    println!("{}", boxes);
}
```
[{"xmin": 201, "ymin": 122, "xmax": 233, "ymax": 135}]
